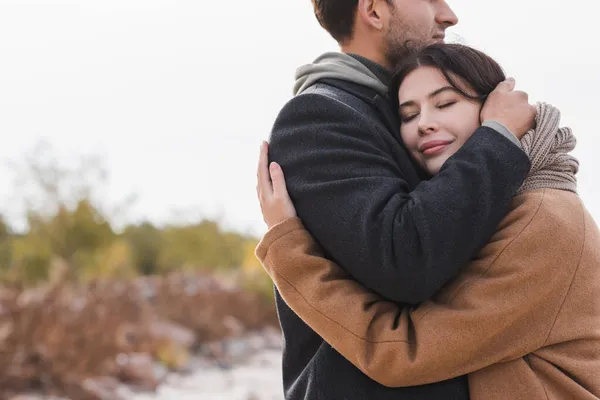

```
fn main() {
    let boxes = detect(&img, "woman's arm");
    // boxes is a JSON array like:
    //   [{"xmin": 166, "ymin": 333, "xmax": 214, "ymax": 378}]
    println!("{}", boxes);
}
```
[
  {"xmin": 256, "ymin": 190, "xmax": 583, "ymax": 387},
  {"xmin": 265, "ymin": 84, "xmax": 531, "ymax": 305}
]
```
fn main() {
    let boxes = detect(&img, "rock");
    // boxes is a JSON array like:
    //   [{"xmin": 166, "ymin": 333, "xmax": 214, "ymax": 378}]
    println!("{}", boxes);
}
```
[
  {"xmin": 116, "ymin": 353, "xmax": 160, "ymax": 391},
  {"xmin": 262, "ymin": 327, "xmax": 283, "ymax": 350},
  {"xmin": 61, "ymin": 375, "xmax": 125, "ymax": 400},
  {"xmin": 148, "ymin": 320, "xmax": 196, "ymax": 349},
  {"xmin": 80, "ymin": 376, "xmax": 125, "ymax": 400},
  {"xmin": 222, "ymin": 316, "xmax": 245, "ymax": 337}
]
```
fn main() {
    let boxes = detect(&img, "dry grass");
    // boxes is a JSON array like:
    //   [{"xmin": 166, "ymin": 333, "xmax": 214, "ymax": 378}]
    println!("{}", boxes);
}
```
[{"xmin": 0, "ymin": 273, "xmax": 278, "ymax": 400}]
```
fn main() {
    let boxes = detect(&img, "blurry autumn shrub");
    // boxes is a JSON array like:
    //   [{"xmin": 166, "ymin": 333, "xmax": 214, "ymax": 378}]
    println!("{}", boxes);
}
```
[
  {"xmin": 240, "ymin": 240, "xmax": 274, "ymax": 302},
  {"xmin": 0, "ymin": 141, "xmax": 270, "ymax": 298}
]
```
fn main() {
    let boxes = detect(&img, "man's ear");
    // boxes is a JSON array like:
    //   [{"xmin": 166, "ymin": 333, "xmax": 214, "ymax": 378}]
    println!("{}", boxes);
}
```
[{"xmin": 357, "ymin": 0, "xmax": 385, "ymax": 30}]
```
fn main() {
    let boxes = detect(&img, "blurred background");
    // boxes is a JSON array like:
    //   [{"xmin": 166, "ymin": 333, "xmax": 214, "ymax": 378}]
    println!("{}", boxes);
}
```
[{"xmin": 0, "ymin": 0, "xmax": 597, "ymax": 399}]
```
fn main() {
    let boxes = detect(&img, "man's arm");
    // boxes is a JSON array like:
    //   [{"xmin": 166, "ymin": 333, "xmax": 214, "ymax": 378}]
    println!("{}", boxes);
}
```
[
  {"xmin": 255, "ymin": 190, "xmax": 583, "ymax": 386},
  {"xmin": 269, "ymin": 90, "xmax": 530, "ymax": 303}
]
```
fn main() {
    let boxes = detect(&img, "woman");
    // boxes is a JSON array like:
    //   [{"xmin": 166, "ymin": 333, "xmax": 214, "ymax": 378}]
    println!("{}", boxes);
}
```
[{"xmin": 255, "ymin": 44, "xmax": 600, "ymax": 399}]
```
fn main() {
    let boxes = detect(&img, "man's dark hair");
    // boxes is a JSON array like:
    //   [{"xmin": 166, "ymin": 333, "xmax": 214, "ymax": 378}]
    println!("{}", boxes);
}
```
[
  {"xmin": 389, "ymin": 43, "xmax": 507, "ymax": 112},
  {"xmin": 312, "ymin": 0, "xmax": 392, "ymax": 43}
]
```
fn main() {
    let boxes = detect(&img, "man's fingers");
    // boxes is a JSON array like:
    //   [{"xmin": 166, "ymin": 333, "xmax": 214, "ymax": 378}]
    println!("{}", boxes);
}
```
[
  {"xmin": 269, "ymin": 162, "xmax": 288, "ymax": 200},
  {"xmin": 257, "ymin": 141, "xmax": 273, "ymax": 199},
  {"xmin": 495, "ymin": 77, "xmax": 516, "ymax": 92}
]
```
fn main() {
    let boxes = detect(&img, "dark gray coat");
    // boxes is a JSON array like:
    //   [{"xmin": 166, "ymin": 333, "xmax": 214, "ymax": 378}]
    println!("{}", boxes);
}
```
[{"xmin": 268, "ymin": 74, "xmax": 530, "ymax": 400}]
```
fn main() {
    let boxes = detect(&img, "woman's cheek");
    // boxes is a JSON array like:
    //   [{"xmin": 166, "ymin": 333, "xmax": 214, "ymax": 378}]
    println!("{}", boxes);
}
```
[{"xmin": 400, "ymin": 125, "xmax": 418, "ymax": 148}]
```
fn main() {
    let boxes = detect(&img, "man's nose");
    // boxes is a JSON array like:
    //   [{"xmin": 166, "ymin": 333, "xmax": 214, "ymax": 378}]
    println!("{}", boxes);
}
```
[{"xmin": 436, "ymin": 1, "xmax": 459, "ymax": 28}]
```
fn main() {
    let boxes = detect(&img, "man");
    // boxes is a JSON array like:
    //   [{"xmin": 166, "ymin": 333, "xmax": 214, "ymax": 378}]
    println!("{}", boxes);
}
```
[{"xmin": 266, "ymin": 0, "xmax": 536, "ymax": 399}]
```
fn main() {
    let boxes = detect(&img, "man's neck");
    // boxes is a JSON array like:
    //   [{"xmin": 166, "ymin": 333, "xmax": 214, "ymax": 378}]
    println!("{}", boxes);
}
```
[
  {"xmin": 347, "ymin": 54, "xmax": 392, "ymax": 87},
  {"xmin": 340, "ymin": 42, "xmax": 392, "ymax": 70}
]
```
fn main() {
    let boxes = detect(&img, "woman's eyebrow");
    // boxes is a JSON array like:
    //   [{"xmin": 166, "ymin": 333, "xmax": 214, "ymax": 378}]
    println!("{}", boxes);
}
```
[
  {"xmin": 399, "ymin": 86, "xmax": 457, "ymax": 108},
  {"xmin": 428, "ymin": 86, "xmax": 457, "ymax": 98}
]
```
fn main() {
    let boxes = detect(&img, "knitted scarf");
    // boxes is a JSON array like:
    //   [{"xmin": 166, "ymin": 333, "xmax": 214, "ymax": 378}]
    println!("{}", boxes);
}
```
[{"xmin": 517, "ymin": 102, "xmax": 579, "ymax": 195}]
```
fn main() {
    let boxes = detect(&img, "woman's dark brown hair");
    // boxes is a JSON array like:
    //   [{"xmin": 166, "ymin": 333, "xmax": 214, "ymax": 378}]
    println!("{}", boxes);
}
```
[{"xmin": 389, "ymin": 43, "xmax": 507, "ymax": 112}]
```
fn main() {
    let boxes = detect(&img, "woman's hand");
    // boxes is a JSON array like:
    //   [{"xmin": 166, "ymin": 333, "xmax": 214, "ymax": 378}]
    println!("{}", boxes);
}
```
[{"xmin": 256, "ymin": 141, "xmax": 297, "ymax": 229}]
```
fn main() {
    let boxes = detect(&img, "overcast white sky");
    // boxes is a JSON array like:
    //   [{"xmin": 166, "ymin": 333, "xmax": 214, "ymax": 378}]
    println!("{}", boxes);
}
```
[{"xmin": 0, "ymin": 0, "xmax": 597, "ymax": 235}]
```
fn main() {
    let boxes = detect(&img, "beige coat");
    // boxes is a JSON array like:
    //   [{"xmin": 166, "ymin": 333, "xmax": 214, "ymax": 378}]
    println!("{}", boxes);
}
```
[{"xmin": 256, "ymin": 189, "xmax": 600, "ymax": 399}]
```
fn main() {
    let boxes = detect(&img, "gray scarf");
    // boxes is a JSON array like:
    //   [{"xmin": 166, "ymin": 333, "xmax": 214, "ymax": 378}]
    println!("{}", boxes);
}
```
[{"xmin": 517, "ymin": 103, "xmax": 579, "ymax": 195}]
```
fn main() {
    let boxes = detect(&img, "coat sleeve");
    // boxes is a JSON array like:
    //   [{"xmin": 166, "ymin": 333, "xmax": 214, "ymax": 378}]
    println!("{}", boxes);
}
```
[
  {"xmin": 255, "ymin": 190, "xmax": 584, "ymax": 387},
  {"xmin": 269, "ymin": 91, "xmax": 530, "ymax": 304}
]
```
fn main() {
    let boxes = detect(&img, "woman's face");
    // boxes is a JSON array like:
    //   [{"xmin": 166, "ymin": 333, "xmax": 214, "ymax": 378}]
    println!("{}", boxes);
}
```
[{"xmin": 398, "ymin": 66, "xmax": 482, "ymax": 175}]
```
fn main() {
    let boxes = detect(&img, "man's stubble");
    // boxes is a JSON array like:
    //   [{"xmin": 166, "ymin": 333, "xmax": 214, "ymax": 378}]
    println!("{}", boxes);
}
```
[{"xmin": 383, "ymin": 9, "xmax": 436, "ymax": 68}]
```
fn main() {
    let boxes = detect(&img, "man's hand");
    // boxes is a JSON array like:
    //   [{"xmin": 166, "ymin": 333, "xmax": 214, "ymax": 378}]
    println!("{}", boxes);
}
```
[{"xmin": 481, "ymin": 78, "xmax": 537, "ymax": 139}]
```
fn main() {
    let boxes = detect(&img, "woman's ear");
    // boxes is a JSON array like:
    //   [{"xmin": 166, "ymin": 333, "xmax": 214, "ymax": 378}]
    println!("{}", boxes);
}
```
[{"xmin": 357, "ymin": 0, "xmax": 385, "ymax": 30}]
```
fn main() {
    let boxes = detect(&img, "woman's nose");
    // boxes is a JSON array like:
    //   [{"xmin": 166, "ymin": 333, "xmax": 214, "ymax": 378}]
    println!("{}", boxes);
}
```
[{"xmin": 417, "ymin": 117, "xmax": 438, "ymax": 136}]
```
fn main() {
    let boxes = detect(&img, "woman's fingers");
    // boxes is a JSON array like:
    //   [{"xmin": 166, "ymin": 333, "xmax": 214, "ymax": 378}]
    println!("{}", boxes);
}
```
[
  {"xmin": 256, "ymin": 141, "xmax": 298, "ymax": 228},
  {"xmin": 269, "ymin": 162, "xmax": 288, "ymax": 199},
  {"xmin": 257, "ymin": 141, "xmax": 273, "ymax": 200},
  {"xmin": 266, "ymin": 161, "xmax": 298, "ymax": 227}
]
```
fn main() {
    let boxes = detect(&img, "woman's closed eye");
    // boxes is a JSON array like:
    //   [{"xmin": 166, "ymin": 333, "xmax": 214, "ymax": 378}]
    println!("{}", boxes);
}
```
[
  {"xmin": 437, "ymin": 100, "xmax": 457, "ymax": 109},
  {"xmin": 401, "ymin": 112, "xmax": 419, "ymax": 123}
]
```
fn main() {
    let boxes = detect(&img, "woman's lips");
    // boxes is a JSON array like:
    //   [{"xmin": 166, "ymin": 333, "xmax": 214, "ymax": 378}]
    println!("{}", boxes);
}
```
[{"xmin": 420, "ymin": 140, "xmax": 453, "ymax": 156}]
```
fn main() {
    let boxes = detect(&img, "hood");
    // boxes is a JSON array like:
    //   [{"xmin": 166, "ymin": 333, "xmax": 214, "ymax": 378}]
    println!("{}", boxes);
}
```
[{"xmin": 293, "ymin": 52, "xmax": 389, "ymax": 96}]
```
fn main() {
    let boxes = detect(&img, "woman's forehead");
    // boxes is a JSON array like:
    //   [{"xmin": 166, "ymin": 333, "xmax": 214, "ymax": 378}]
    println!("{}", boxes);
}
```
[
  {"xmin": 398, "ymin": 67, "xmax": 451, "ymax": 99},
  {"xmin": 398, "ymin": 66, "xmax": 473, "ymax": 102}
]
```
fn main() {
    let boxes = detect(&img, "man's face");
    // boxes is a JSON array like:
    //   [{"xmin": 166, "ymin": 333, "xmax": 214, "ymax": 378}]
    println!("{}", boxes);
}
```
[{"xmin": 383, "ymin": 0, "xmax": 458, "ymax": 66}]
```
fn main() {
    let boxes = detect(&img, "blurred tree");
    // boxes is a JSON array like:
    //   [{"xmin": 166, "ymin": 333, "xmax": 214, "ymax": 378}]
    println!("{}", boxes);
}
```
[
  {"xmin": 123, "ymin": 222, "xmax": 162, "ymax": 275},
  {"xmin": 158, "ymin": 220, "xmax": 247, "ymax": 272},
  {"xmin": 0, "ymin": 215, "xmax": 13, "ymax": 271},
  {"xmin": 10, "ymin": 233, "xmax": 53, "ymax": 284},
  {"xmin": 6, "ymin": 140, "xmax": 135, "ymax": 232},
  {"xmin": 77, "ymin": 239, "xmax": 136, "ymax": 281},
  {"xmin": 32, "ymin": 200, "xmax": 115, "ymax": 262},
  {"xmin": 3, "ymin": 142, "xmax": 120, "ymax": 282},
  {"xmin": 0, "ymin": 141, "xmax": 260, "ymax": 286}
]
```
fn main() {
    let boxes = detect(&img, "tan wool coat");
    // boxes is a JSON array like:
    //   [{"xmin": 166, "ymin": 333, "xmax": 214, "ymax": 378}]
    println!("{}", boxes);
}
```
[{"xmin": 256, "ymin": 188, "xmax": 600, "ymax": 399}]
